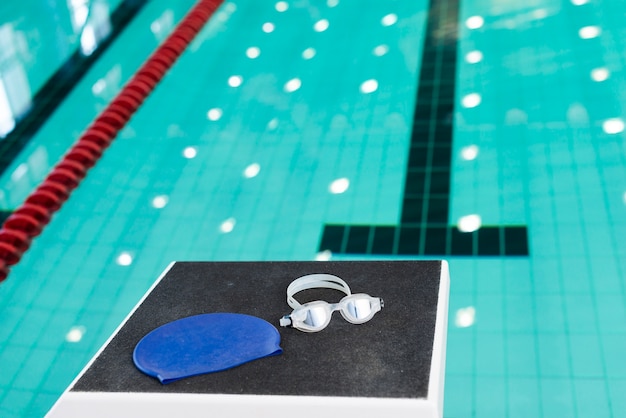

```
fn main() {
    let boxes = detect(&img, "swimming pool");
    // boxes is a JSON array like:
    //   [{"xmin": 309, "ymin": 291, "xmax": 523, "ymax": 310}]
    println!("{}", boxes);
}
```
[{"xmin": 1, "ymin": 0, "xmax": 625, "ymax": 416}]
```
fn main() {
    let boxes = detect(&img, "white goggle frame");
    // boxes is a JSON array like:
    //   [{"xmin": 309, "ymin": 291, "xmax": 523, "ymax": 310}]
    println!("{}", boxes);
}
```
[{"xmin": 279, "ymin": 274, "xmax": 384, "ymax": 333}]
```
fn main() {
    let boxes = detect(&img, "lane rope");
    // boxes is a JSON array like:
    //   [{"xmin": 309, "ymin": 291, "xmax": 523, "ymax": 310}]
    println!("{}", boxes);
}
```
[{"xmin": 0, "ymin": 0, "xmax": 224, "ymax": 282}]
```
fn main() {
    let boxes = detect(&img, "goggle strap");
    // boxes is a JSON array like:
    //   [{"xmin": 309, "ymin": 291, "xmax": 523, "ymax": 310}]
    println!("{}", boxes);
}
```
[{"xmin": 286, "ymin": 274, "xmax": 352, "ymax": 309}]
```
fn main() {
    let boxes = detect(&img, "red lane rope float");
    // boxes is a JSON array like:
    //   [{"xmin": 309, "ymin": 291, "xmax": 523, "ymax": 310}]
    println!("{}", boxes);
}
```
[{"xmin": 0, "ymin": 0, "xmax": 224, "ymax": 282}]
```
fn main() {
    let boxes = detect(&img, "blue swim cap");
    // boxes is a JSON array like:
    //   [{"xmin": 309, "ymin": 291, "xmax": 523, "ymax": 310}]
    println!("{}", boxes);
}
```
[{"xmin": 133, "ymin": 313, "xmax": 282, "ymax": 384}]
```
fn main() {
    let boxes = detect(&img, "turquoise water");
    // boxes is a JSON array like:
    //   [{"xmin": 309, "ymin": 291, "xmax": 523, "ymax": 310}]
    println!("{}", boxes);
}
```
[{"xmin": 1, "ymin": 0, "xmax": 626, "ymax": 416}]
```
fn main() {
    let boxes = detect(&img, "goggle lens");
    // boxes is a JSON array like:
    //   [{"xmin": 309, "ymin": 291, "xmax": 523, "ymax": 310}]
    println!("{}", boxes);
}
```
[
  {"xmin": 303, "ymin": 304, "xmax": 330, "ymax": 330},
  {"xmin": 343, "ymin": 296, "xmax": 375, "ymax": 323}
]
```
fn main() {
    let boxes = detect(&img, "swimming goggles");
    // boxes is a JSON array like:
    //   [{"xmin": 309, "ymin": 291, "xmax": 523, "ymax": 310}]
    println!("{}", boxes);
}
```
[{"xmin": 279, "ymin": 274, "xmax": 384, "ymax": 333}]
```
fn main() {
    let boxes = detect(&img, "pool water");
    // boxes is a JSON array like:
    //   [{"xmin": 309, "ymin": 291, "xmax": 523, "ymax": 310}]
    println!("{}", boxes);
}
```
[{"xmin": 1, "ymin": 0, "xmax": 626, "ymax": 416}]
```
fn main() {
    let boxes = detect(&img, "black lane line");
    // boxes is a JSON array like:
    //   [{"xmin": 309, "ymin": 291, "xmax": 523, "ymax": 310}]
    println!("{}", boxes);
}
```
[
  {"xmin": 0, "ymin": 0, "xmax": 149, "ymax": 176},
  {"xmin": 319, "ymin": 0, "xmax": 529, "ymax": 257}
]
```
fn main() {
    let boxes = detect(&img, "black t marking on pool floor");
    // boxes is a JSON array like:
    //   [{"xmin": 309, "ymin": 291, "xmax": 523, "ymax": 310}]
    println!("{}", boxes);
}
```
[{"xmin": 319, "ymin": 0, "xmax": 528, "ymax": 257}]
